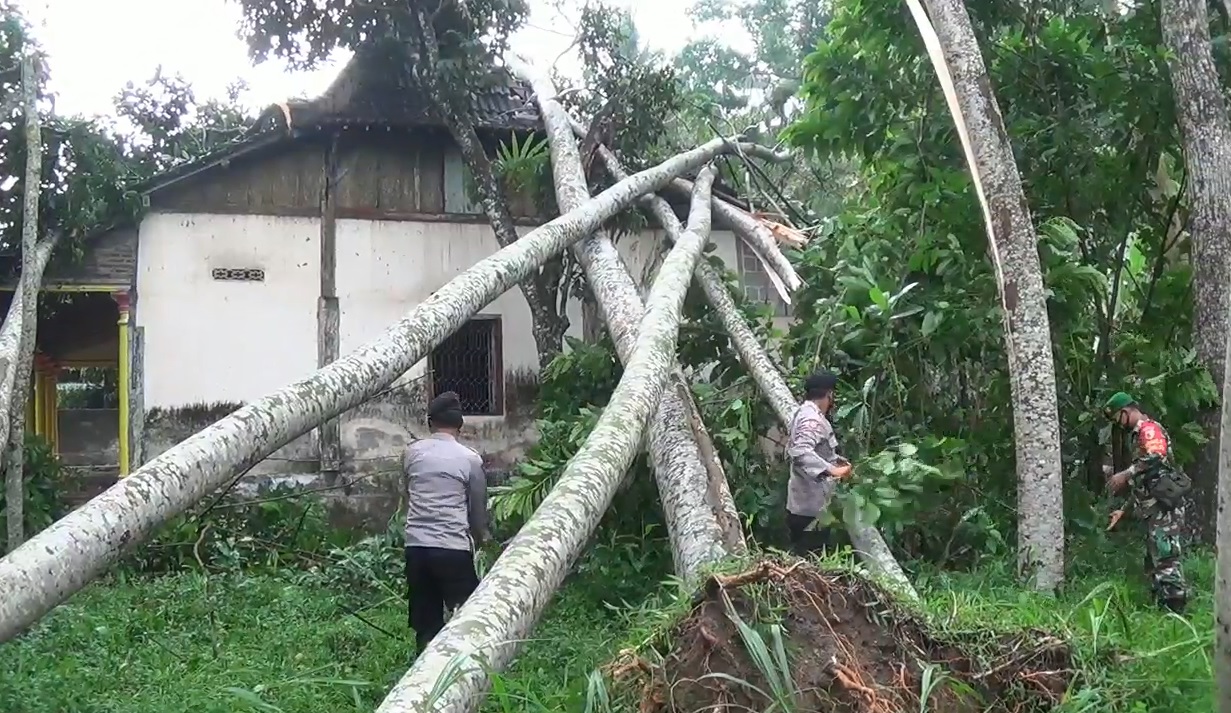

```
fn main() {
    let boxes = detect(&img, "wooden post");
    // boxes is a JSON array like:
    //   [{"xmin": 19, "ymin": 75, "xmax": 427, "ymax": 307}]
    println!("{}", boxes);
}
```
[
  {"xmin": 113, "ymin": 291, "xmax": 131, "ymax": 477},
  {"xmin": 317, "ymin": 134, "xmax": 341, "ymax": 478},
  {"xmin": 44, "ymin": 364, "xmax": 58, "ymax": 455},
  {"xmin": 129, "ymin": 326, "xmax": 144, "ymax": 469}
]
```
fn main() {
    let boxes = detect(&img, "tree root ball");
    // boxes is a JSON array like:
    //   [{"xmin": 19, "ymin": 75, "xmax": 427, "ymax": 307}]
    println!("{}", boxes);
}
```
[{"xmin": 617, "ymin": 560, "xmax": 1076, "ymax": 713}]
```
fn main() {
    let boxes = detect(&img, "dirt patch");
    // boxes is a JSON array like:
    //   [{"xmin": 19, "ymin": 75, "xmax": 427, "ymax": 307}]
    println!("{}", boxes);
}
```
[{"xmin": 615, "ymin": 560, "xmax": 1075, "ymax": 712}]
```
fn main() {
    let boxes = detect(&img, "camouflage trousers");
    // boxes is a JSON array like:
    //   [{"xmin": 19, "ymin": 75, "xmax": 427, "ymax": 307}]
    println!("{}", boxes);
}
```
[{"xmin": 1144, "ymin": 506, "xmax": 1188, "ymax": 608}]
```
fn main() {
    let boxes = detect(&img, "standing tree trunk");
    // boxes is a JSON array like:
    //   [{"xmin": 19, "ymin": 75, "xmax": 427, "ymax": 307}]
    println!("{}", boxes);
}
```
[
  {"xmin": 1161, "ymin": 0, "xmax": 1231, "ymax": 544},
  {"xmin": 910, "ymin": 0, "xmax": 1064, "ymax": 590},
  {"xmin": 0, "ymin": 140, "xmax": 737, "ymax": 642},
  {"xmin": 4, "ymin": 55, "xmax": 46, "ymax": 552},
  {"xmin": 1217, "ymin": 301, "xmax": 1231, "ymax": 713},
  {"xmin": 376, "ymin": 171, "xmax": 720, "ymax": 713},
  {"xmin": 407, "ymin": 10, "xmax": 569, "ymax": 366},
  {"xmin": 511, "ymin": 57, "xmax": 746, "ymax": 576}
]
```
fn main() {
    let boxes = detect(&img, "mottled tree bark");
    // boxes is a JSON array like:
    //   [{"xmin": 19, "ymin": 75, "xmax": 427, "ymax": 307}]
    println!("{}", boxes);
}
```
[
  {"xmin": 1216, "ymin": 304, "xmax": 1231, "ymax": 713},
  {"xmin": 376, "ymin": 170, "xmax": 719, "ymax": 713},
  {"xmin": 583, "ymin": 135, "xmax": 919, "ymax": 602},
  {"xmin": 0, "ymin": 140, "xmax": 736, "ymax": 642},
  {"xmin": 911, "ymin": 0, "xmax": 1064, "ymax": 591},
  {"xmin": 510, "ymin": 57, "xmax": 745, "ymax": 576},
  {"xmin": 1161, "ymin": 0, "xmax": 1231, "ymax": 544},
  {"xmin": 409, "ymin": 9, "xmax": 568, "ymax": 366},
  {"xmin": 666, "ymin": 177, "xmax": 801, "ymax": 296},
  {"xmin": 3, "ymin": 56, "xmax": 49, "ymax": 552}
]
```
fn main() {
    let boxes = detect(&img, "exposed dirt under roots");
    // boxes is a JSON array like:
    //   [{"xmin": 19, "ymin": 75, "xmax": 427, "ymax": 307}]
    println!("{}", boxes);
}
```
[{"xmin": 615, "ymin": 560, "xmax": 1076, "ymax": 713}]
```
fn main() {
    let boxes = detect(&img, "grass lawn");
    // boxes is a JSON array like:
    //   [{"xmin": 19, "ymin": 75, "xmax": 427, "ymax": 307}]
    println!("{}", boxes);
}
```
[
  {"xmin": 0, "ymin": 570, "xmax": 625, "ymax": 713},
  {"xmin": 0, "ymin": 537, "xmax": 1216, "ymax": 712}
]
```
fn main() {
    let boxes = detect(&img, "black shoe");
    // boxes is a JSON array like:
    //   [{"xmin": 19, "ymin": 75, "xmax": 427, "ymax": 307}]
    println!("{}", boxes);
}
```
[{"xmin": 1160, "ymin": 594, "xmax": 1187, "ymax": 615}]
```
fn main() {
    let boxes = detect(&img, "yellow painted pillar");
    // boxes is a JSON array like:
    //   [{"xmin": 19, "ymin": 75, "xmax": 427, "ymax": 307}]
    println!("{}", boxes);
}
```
[
  {"xmin": 28, "ymin": 367, "xmax": 39, "ymax": 435},
  {"xmin": 30, "ymin": 367, "xmax": 42, "ymax": 439},
  {"xmin": 47, "ymin": 367, "xmax": 58, "ymax": 455},
  {"xmin": 114, "ymin": 292, "xmax": 131, "ymax": 477}
]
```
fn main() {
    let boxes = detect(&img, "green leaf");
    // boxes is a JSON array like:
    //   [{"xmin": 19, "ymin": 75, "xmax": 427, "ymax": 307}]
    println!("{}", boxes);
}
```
[
  {"xmin": 869, "ymin": 286, "xmax": 890, "ymax": 312},
  {"xmin": 898, "ymin": 443, "xmax": 918, "ymax": 457},
  {"xmin": 922, "ymin": 311, "xmax": 941, "ymax": 337}
]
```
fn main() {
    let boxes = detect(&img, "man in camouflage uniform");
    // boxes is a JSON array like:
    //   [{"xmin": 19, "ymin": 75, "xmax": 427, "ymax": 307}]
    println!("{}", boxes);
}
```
[{"xmin": 1103, "ymin": 391, "xmax": 1191, "ymax": 613}]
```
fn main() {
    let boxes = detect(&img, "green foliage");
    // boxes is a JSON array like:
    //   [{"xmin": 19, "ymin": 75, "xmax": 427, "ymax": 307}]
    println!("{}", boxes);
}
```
[
  {"xmin": 771, "ymin": 0, "xmax": 1219, "ymax": 559},
  {"xmin": 0, "ymin": 435, "xmax": 64, "ymax": 548},
  {"xmin": 0, "ymin": 2, "xmax": 255, "ymax": 270}
]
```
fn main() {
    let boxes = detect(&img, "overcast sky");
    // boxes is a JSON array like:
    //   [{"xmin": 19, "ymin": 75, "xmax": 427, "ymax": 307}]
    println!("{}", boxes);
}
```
[{"xmin": 14, "ymin": 0, "xmax": 716, "ymax": 119}]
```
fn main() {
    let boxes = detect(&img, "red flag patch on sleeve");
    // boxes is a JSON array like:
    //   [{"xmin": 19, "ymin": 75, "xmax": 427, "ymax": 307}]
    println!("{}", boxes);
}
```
[{"xmin": 1138, "ymin": 422, "xmax": 1168, "ymax": 456}]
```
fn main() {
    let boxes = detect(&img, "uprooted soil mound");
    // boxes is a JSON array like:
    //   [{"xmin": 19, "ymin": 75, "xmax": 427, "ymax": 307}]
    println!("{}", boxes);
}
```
[{"xmin": 614, "ymin": 561, "xmax": 1076, "ymax": 712}]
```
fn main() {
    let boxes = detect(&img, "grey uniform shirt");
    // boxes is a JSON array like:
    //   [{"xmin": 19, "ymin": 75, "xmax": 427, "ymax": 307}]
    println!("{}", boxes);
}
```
[
  {"xmin": 785, "ymin": 401, "xmax": 840, "ymax": 517},
  {"xmin": 403, "ymin": 433, "xmax": 489, "ymax": 552}
]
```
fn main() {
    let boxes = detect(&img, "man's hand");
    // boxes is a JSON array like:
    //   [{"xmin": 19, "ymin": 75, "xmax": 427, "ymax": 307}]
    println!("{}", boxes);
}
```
[
  {"xmin": 1106, "ymin": 509, "xmax": 1125, "ymax": 531},
  {"xmin": 1107, "ymin": 470, "xmax": 1130, "ymax": 494},
  {"xmin": 829, "ymin": 463, "xmax": 853, "ymax": 480}
]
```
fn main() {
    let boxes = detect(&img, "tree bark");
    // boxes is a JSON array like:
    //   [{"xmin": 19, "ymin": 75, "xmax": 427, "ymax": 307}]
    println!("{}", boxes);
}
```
[
  {"xmin": 0, "ymin": 141, "xmax": 737, "ymax": 643},
  {"xmin": 376, "ymin": 169, "xmax": 720, "ymax": 713},
  {"xmin": 1216, "ymin": 290, "xmax": 1231, "ymax": 713},
  {"xmin": 583, "ymin": 134, "xmax": 919, "ymax": 602},
  {"xmin": 1161, "ymin": 0, "xmax": 1231, "ymax": 544},
  {"xmin": 666, "ymin": 177, "xmax": 801, "ymax": 297},
  {"xmin": 4, "ymin": 55, "xmax": 47, "ymax": 552},
  {"xmin": 911, "ymin": 0, "xmax": 1064, "ymax": 591},
  {"xmin": 510, "ymin": 56, "xmax": 746, "ymax": 576},
  {"xmin": 409, "ymin": 8, "xmax": 568, "ymax": 366}
]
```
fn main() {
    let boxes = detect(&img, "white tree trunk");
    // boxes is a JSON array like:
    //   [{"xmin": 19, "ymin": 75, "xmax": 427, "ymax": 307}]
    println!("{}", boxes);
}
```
[
  {"xmin": 4, "ymin": 55, "xmax": 47, "ymax": 552},
  {"xmin": 511, "ymin": 56, "xmax": 745, "ymax": 576},
  {"xmin": 376, "ymin": 169, "xmax": 720, "ymax": 713},
  {"xmin": 911, "ymin": 0, "xmax": 1064, "ymax": 591},
  {"xmin": 0, "ymin": 141, "xmax": 737, "ymax": 642},
  {"xmin": 1216, "ymin": 301, "xmax": 1231, "ymax": 713},
  {"xmin": 667, "ymin": 177, "xmax": 801, "ymax": 297},
  {"xmin": 583, "ymin": 136, "xmax": 919, "ymax": 602},
  {"xmin": 1162, "ymin": 0, "xmax": 1231, "ymax": 542}
]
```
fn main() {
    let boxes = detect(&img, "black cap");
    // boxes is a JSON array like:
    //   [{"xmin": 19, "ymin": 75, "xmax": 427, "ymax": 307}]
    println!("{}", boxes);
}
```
[
  {"xmin": 428, "ymin": 391, "xmax": 464, "ymax": 429},
  {"xmin": 428, "ymin": 391, "xmax": 462, "ymax": 416},
  {"xmin": 803, "ymin": 371, "xmax": 837, "ymax": 399}
]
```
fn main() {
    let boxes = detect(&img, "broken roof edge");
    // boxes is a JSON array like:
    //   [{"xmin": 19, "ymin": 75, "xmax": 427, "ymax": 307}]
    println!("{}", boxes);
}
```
[{"xmin": 131, "ymin": 106, "xmax": 539, "ymax": 200}]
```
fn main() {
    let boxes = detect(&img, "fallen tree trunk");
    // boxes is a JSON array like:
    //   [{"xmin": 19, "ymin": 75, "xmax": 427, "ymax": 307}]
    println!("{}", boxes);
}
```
[
  {"xmin": 667, "ymin": 177, "xmax": 801, "ymax": 297},
  {"xmin": 511, "ymin": 57, "xmax": 744, "ymax": 577},
  {"xmin": 0, "ymin": 140, "xmax": 740, "ymax": 643},
  {"xmin": 4, "ymin": 54, "xmax": 51, "ymax": 552},
  {"xmin": 376, "ymin": 168, "xmax": 720, "ymax": 713},
  {"xmin": 583, "ymin": 136, "xmax": 919, "ymax": 602}
]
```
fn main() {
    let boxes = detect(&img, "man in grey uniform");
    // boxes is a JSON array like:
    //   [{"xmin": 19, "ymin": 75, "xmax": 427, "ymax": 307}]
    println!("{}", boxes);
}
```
[
  {"xmin": 784, "ymin": 371, "xmax": 852, "ymax": 553},
  {"xmin": 403, "ymin": 391, "xmax": 490, "ymax": 653}
]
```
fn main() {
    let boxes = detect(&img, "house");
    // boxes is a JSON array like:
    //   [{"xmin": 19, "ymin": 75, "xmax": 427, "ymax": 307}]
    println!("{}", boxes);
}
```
[{"xmin": 12, "ymin": 46, "xmax": 787, "ymax": 522}]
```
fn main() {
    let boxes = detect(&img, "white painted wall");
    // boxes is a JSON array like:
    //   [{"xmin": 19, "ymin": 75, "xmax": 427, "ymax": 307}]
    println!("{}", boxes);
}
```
[
  {"xmin": 136, "ymin": 212, "xmax": 321, "ymax": 407},
  {"xmin": 136, "ymin": 211, "xmax": 748, "ymax": 409},
  {"xmin": 336, "ymin": 219, "xmax": 548, "ymax": 377}
]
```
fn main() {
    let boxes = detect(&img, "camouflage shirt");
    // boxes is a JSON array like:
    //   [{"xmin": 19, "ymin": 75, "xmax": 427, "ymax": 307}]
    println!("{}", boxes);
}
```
[
  {"xmin": 1122, "ymin": 418, "xmax": 1176, "ymax": 516},
  {"xmin": 785, "ymin": 401, "xmax": 841, "ymax": 517}
]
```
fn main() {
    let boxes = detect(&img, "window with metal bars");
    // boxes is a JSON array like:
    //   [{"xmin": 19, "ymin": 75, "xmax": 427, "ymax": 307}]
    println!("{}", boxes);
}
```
[
  {"xmin": 429, "ymin": 316, "xmax": 503, "ymax": 416},
  {"xmin": 735, "ymin": 239, "xmax": 789, "ymax": 317}
]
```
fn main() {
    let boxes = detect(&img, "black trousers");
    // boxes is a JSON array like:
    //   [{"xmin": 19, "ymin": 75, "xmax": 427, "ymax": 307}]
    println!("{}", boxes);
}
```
[
  {"xmin": 786, "ymin": 512, "xmax": 836, "ymax": 555},
  {"xmin": 405, "ymin": 546, "xmax": 479, "ymax": 652}
]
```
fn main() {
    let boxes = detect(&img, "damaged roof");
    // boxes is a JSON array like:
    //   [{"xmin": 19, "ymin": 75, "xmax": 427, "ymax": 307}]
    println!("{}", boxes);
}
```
[{"xmin": 138, "ymin": 43, "xmax": 541, "ymax": 197}]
